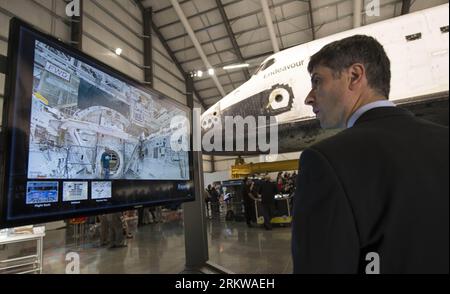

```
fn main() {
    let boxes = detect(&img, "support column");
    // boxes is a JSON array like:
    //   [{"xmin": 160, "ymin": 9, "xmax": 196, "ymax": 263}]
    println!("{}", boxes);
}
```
[
  {"xmin": 70, "ymin": 0, "xmax": 83, "ymax": 50},
  {"xmin": 401, "ymin": 0, "xmax": 411, "ymax": 15},
  {"xmin": 143, "ymin": 7, "xmax": 154, "ymax": 87},
  {"xmin": 183, "ymin": 74, "xmax": 209, "ymax": 270},
  {"xmin": 308, "ymin": 0, "xmax": 316, "ymax": 40},
  {"xmin": 211, "ymin": 155, "xmax": 216, "ymax": 173},
  {"xmin": 0, "ymin": 54, "xmax": 6, "ymax": 74}
]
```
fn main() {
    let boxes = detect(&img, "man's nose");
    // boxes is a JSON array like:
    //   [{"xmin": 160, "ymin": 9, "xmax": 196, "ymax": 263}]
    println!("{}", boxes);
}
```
[{"xmin": 304, "ymin": 89, "xmax": 315, "ymax": 105}]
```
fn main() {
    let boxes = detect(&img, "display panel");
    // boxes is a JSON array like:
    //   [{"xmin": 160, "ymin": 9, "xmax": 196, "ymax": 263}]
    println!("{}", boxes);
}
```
[{"xmin": 1, "ymin": 18, "xmax": 194, "ymax": 228}]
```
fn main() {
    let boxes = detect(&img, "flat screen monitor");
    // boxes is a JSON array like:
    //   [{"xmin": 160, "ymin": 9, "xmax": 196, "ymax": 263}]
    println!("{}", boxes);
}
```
[{"xmin": 0, "ymin": 18, "xmax": 195, "ymax": 228}]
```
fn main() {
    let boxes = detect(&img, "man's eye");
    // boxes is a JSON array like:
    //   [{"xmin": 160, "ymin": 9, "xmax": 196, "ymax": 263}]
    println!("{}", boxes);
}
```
[{"xmin": 312, "ymin": 78, "xmax": 320, "ymax": 87}]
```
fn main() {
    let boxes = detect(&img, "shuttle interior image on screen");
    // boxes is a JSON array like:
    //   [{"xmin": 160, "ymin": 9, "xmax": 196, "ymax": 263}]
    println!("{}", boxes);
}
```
[
  {"xmin": 29, "ymin": 40, "xmax": 189, "ymax": 181},
  {"xmin": 1, "ymin": 19, "xmax": 194, "ymax": 227}
]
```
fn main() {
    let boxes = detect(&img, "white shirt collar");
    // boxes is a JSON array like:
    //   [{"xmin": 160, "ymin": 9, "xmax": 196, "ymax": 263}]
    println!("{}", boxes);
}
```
[{"xmin": 346, "ymin": 100, "xmax": 396, "ymax": 128}]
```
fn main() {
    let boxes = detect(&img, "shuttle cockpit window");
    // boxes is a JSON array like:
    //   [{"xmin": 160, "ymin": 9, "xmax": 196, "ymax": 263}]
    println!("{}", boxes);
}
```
[{"xmin": 253, "ymin": 58, "xmax": 276, "ymax": 75}]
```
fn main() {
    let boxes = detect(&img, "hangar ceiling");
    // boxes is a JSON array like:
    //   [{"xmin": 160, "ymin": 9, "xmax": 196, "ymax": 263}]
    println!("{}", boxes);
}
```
[{"xmin": 135, "ymin": 0, "xmax": 448, "ymax": 109}]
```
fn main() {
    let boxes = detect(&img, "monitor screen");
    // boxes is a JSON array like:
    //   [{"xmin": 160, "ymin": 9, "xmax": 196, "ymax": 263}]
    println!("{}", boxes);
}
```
[{"xmin": 1, "ymin": 18, "xmax": 195, "ymax": 228}]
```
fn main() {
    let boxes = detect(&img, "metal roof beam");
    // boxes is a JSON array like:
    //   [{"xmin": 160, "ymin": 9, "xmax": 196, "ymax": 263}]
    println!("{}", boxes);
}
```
[
  {"xmin": 162, "ymin": 0, "xmax": 297, "ymax": 43},
  {"xmin": 215, "ymin": 0, "xmax": 250, "ymax": 80},
  {"xmin": 159, "ymin": 6, "xmax": 218, "ymax": 30},
  {"xmin": 170, "ymin": 0, "xmax": 226, "ymax": 98},
  {"xmin": 307, "ymin": 0, "xmax": 316, "ymax": 40},
  {"xmin": 157, "ymin": 0, "xmax": 242, "ymax": 30},
  {"xmin": 178, "ymin": 0, "xmax": 402, "ymax": 65},
  {"xmin": 179, "ymin": 38, "xmax": 272, "ymax": 65},
  {"xmin": 181, "ymin": 42, "xmax": 280, "ymax": 69},
  {"xmin": 170, "ymin": 0, "xmax": 347, "ymax": 53},
  {"xmin": 180, "ymin": 29, "xmax": 304, "ymax": 66},
  {"xmin": 153, "ymin": 0, "xmax": 189, "ymax": 13},
  {"xmin": 197, "ymin": 79, "xmax": 248, "ymax": 92},
  {"xmin": 261, "ymin": 0, "xmax": 280, "ymax": 52},
  {"xmin": 172, "ymin": 9, "xmax": 308, "ymax": 55}
]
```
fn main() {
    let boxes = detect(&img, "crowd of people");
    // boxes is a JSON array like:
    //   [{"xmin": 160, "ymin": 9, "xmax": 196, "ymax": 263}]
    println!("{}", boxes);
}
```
[
  {"xmin": 204, "ymin": 184, "xmax": 221, "ymax": 219},
  {"xmin": 203, "ymin": 171, "xmax": 298, "ymax": 230},
  {"xmin": 275, "ymin": 172, "xmax": 297, "ymax": 195}
]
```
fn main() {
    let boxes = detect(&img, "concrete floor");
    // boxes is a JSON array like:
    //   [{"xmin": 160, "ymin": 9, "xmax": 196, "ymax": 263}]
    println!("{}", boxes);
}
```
[{"xmin": 42, "ymin": 218, "xmax": 293, "ymax": 274}]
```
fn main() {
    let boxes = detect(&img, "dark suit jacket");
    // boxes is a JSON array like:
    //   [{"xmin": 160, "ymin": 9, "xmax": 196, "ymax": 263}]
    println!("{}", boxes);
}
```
[
  {"xmin": 258, "ymin": 180, "xmax": 278, "ymax": 205},
  {"xmin": 292, "ymin": 107, "xmax": 449, "ymax": 274}
]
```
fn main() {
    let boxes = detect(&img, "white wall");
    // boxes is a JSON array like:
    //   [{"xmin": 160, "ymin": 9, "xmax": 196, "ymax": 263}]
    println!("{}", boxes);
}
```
[
  {"xmin": 203, "ymin": 170, "xmax": 229, "ymax": 188},
  {"xmin": 82, "ymin": 0, "xmax": 144, "ymax": 81},
  {"xmin": 152, "ymin": 29, "xmax": 187, "ymax": 105},
  {"xmin": 202, "ymin": 154, "xmax": 214, "ymax": 173}
]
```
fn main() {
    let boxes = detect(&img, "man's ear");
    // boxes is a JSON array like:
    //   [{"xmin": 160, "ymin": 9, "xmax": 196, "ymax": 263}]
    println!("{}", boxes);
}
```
[{"xmin": 348, "ymin": 63, "xmax": 365, "ymax": 90}]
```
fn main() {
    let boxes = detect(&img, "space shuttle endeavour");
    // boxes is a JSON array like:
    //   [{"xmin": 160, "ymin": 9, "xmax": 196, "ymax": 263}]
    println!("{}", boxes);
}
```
[{"xmin": 200, "ymin": 4, "xmax": 449, "ymax": 155}]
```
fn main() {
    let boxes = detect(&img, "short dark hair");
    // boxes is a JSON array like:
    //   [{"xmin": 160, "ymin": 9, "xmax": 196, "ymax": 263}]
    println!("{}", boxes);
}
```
[{"xmin": 308, "ymin": 35, "xmax": 391, "ymax": 98}]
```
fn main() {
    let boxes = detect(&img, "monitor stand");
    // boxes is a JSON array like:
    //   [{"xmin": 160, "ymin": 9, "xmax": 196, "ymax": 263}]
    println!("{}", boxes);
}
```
[{"xmin": 1, "ymin": 54, "xmax": 6, "ymax": 181}]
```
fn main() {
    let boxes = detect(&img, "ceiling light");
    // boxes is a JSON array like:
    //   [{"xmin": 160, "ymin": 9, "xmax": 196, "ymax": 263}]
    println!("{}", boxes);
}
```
[
  {"xmin": 115, "ymin": 48, "xmax": 122, "ymax": 55},
  {"xmin": 223, "ymin": 63, "xmax": 250, "ymax": 70},
  {"xmin": 197, "ymin": 70, "xmax": 203, "ymax": 77},
  {"xmin": 208, "ymin": 68, "xmax": 215, "ymax": 76}
]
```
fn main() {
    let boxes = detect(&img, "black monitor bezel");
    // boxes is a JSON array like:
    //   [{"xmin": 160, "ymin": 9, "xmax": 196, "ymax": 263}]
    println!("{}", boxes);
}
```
[{"xmin": 0, "ymin": 18, "xmax": 195, "ymax": 228}]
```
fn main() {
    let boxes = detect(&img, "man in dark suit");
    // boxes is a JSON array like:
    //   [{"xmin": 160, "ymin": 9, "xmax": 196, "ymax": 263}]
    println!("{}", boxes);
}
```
[
  {"xmin": 242, "ymin": 178, "xmax": 256, "ymax": 227},
  {"xmin": 258, "ymin": 176, "xmax": 278, "ymax": 230},
  {"xmin": 291, "ymin": 35, "xmax": 449, "ymax": 274}
]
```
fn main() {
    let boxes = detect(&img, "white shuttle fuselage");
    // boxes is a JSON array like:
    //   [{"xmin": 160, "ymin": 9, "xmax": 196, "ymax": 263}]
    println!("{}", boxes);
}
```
[{"xmin": 201, "ymin": 4, "xmax": 449, "ymax": 154}]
